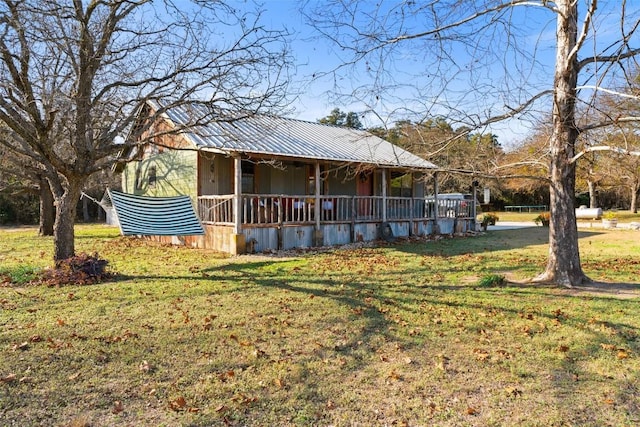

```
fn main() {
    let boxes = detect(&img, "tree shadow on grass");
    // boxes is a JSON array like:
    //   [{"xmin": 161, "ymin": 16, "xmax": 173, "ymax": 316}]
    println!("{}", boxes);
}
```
[
  {"xmin": 212, "ymin": 258, "xmax": 639, "ymax": 424},
  {"xmin": 391, "ymin": 226, "xmax": 639, "ymax": 299},
  {"xmin": 502, "ymin": 279, "xmax": 640, "ymax": 299},
  {"xmin": 393, "ymin": 226, "xmax": 606, "ymax": 257},
  {"xmin": 108, "ymin": 247, "xmax": 640, "ymax": 424}
]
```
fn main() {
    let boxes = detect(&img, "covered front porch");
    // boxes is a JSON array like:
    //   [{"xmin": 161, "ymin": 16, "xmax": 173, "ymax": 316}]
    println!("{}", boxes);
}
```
[
  {"xmin": 190, "ymin": 155, "xmax": 478, "ymax": 254},
  {"xmin": 196, "ymin": 192, "xmax": 477, "ymax": 254}
]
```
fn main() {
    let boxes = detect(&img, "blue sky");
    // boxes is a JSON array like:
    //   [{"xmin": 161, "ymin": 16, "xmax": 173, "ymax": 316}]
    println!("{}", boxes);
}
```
[
  {"xmin": 252, "ymin": 0, "xmax": 639, "ymax": 148},
  {"xmin": 260, "ymin": 1, "xmax": 351, "ymax": 123}
]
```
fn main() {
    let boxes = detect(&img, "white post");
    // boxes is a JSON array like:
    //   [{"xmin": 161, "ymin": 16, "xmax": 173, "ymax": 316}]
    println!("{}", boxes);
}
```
[
  {"xmin": 315, "ymin": 162, "xmax": 321, "ymax": 229},
  {"xmin": 381, "ymin": 169, "xmax": 387, "ymax": 222},
  {"xmin": 233, "ymin": 156, "xmax": 242, "ymax": 234},
  {"xmin": 472, "ymin": 183, "xmax": 478, "ymax": 223},
  {"xmin": 433, "ymin": 172, "xmax": 439, "ymax": 221}
]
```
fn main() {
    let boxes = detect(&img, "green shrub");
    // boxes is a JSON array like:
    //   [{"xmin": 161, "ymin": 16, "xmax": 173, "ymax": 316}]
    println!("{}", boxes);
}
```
[
  {"xmin": 476, "ymin": 273, "xmax": 506, "ymax": 287},
  {"xmin": 481, "ymin": 213, "xmax": 499, "ymax": 226}
]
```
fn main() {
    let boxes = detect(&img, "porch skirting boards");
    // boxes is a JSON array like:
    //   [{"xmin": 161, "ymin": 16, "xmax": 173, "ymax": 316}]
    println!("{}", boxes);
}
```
[{"xmin": 143, "ymin": 218, "xmax": 474, "ymax": 255}]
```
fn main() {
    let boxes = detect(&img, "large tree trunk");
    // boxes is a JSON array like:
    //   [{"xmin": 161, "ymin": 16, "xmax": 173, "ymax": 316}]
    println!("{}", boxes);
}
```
[
  {"xmin": 52, "ymin": 182, "xmax": 81, "ymax": 262},
  {"xmin": 631, "ymin": 182, "xmax": 639, "ymax": 213},
  {"xmin": 536, "ymin": 0, "xmax": 588, "ymax": 287},
  {"xmin": 38, "ymin": 175, "xmax": 55, "ymax": 236}
]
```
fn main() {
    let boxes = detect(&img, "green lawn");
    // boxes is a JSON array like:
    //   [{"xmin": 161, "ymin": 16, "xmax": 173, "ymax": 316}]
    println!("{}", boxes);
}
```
[
  {"xmin": 484, "ymin": 210, "xmax": 640, "ymax": 224},
  {"xmin": 1, "ymin": 225, "xmax": 639, "ymax": 426}
]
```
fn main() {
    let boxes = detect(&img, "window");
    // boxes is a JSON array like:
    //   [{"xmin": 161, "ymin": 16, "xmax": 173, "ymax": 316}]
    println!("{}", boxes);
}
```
[
  {"xmin": 148, "ymin": 165, "xmax": 157, "ymax": 188},
  {"xmin": 241, "ymin": 161, "xmax": 255, "ymax": 193},
  {"xmin": 390, "ymin": 172, "xmax": 412, "ymax": 197},
  {"xmin": 135, "ymin": 164, "xmax": 142, "ymax": 190}
]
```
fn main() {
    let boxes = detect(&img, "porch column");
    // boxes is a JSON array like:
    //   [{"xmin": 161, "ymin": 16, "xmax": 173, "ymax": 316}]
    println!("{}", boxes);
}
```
[
  {"xmin": 433, "ymin": 172, "xmax": 439, "ymax": 235},
  {"xmin": 313, "ymin": 162, "xmax": 323, "ymax": 246},
  {"xmin": 472, "ymin": 180, "xmax": 479, "ymax": 229},
  {"xmin": 433, "ymin": 171, "xmax": 439, "ymax": 220},
  {"xmin": 232, "ymin": 156, "xmax": 246, "ymax": 254},
  {"xmin": 381, "ymin": 169, "xmax": 387, "ymax": 223}
]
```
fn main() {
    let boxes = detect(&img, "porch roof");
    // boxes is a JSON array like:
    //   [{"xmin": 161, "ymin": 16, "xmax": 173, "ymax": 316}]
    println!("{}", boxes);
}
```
[{"xmin": 160, "ymin": 103, "xmax": 437, "ymax": 170}]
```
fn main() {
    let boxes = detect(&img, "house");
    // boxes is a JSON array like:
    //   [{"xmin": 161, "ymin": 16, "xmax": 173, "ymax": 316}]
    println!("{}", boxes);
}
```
[{"xmin": 116, "ymin": 101, "xmax": 477, "ymax": 254}]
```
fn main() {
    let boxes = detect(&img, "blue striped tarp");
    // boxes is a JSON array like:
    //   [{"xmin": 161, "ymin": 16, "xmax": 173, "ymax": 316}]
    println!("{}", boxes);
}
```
[{"xmin": 109, "ymin": 190, "xmax": 204, "ymax": 236}]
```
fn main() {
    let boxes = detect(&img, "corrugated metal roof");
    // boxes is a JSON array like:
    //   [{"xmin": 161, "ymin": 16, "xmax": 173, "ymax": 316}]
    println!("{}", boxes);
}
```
[{"xmin": 159, "ymin": 102, "xmax": 437, "ymax": 170}]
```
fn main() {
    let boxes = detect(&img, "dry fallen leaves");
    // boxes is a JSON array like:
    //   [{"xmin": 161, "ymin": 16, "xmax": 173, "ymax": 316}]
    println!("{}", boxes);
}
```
[
  {"xmin": 504, "ymin": 386, "xmax": 522, "ymax": 398},
  {"xmin": 1, "ymin": 373, "xmax": 17, "ymax": 383},
  {"xmin": 169, "ymin": 396, "xmax": 187, "ymax": 411},
  {"xmin": 112, "ymin": 401, "xmax": 124, "ymax": 414},
  {"xmin": 139, "ymin": 360, "xmax": 152, "ymax": 373},
  {"xmin": 387, "ymin": 370, "xmax": 402, "ymax": 381},
  {"xmin": 218, "ymin": 370, "xmax": 235, "ymax": 382},
  {"xmin": 11, "ymin": 341, "xmax": 29, "ymax": 351},
  {"xmin": 473, "ymin": 348, "xmax": 490, "ymax": 361},
  {"xmin": 252, "ymin": 348, "xmax": 266, "ymax": 358},
  {"xmin": 617, "ymin": 349, "xmax": 629, "ymax": 359}
]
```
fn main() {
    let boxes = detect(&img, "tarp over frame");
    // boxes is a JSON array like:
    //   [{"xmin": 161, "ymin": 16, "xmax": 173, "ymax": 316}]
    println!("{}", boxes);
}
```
[{"xmin": 109, "ymin": 190, "xmax": 204, "ymax": 236}]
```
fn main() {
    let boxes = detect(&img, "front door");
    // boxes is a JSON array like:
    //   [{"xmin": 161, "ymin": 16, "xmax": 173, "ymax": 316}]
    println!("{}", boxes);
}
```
[{"xmin": 357, "ymin": 172, "xmax": 373, "ymax": 217}]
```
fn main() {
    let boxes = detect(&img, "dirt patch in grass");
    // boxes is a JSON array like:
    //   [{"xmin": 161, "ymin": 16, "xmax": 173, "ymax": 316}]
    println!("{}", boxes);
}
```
[
  {"xmin": 561, "ymin": 281, "xmax": 640, "ymax": 299},
  {"xmin": 494, "ymin": 271, "xmax": 640, "ymax": 300}
]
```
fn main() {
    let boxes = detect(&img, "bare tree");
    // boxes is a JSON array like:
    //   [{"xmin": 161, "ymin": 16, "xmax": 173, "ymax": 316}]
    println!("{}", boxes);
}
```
[
  {"xmin": 0, "ymin": 131, "xmax": 55, "ymax": 234},
  {"xmin": 306, "ymin": 0, "xmax": 640, "ymax": 286},
  {"xmin": 372, "ymin": 118, "xmax": 503, "ymax": 194},
  {"xmin": 0, "ymin": 0, "xmax": 292, "ymax": 261},
  {"xmin": 586, "ymin": 72, "xmax": 640, "ymax": 212}
]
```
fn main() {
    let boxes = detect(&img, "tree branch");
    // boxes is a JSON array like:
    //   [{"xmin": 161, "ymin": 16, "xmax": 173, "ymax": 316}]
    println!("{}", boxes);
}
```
[{"xmin": 571, "ymin": 145, "xmax": 640, "ymax": 164}]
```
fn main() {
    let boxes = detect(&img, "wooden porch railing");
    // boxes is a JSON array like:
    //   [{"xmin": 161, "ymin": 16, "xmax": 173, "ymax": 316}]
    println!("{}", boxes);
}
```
[
  {"xmin": 198, "ymin": 194, "xmax": 474, "ymax": 226},
  {"xmin": 198, "ymin": 195, "xmax": 234, "ymax": 225}
]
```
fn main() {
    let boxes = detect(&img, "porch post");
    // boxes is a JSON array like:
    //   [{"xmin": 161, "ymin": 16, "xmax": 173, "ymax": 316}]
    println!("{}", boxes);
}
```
[
  {"xmin": 381, "ymin": 169, "xmax": 387, "ymax": 223},
  {"xmin": 313, "ymin": 162, "xmax": 323, "ymax": 246},
  {"xmin": 433, "ymin": 171, "xmax": 439, "ymax": 235},
  {"xmin": 232, "ymin": 156, "xmax": 246, "ymax": 254},
  {"xmin": 472, "ymin": 180, "xmax": 478, "ymax": 230}
]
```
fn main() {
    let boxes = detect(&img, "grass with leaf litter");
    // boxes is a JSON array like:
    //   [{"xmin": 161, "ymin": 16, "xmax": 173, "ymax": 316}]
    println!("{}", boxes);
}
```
[{"xmin": 1, "ymin": 225, "xmax": 638, "ymax": 426}]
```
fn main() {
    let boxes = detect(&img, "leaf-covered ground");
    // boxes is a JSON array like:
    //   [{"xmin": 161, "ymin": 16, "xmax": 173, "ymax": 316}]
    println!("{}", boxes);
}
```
[{"xmin": 1, "ymin": 225, "xmax": 639, "ymax": 426}]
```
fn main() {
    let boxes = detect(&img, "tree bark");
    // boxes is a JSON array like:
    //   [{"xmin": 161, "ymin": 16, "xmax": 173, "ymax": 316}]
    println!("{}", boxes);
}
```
[
  {"xmin": 52, "ymin": 181, "xmax": 81, "ymax": 262},
  {"xmin": 536, "ymin": 0, "xmax": 589, "ymax": 287},
  {"xmin": 631, "ymin": 182, "xmax": 639, "ymax": 213},
  {"xmin": 588, "ymin": 180, "xmax": 597, "ymax": 208},
  {"xmin": 38, "ymin": 175, "xmax": 55, "ymax": 236}
]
